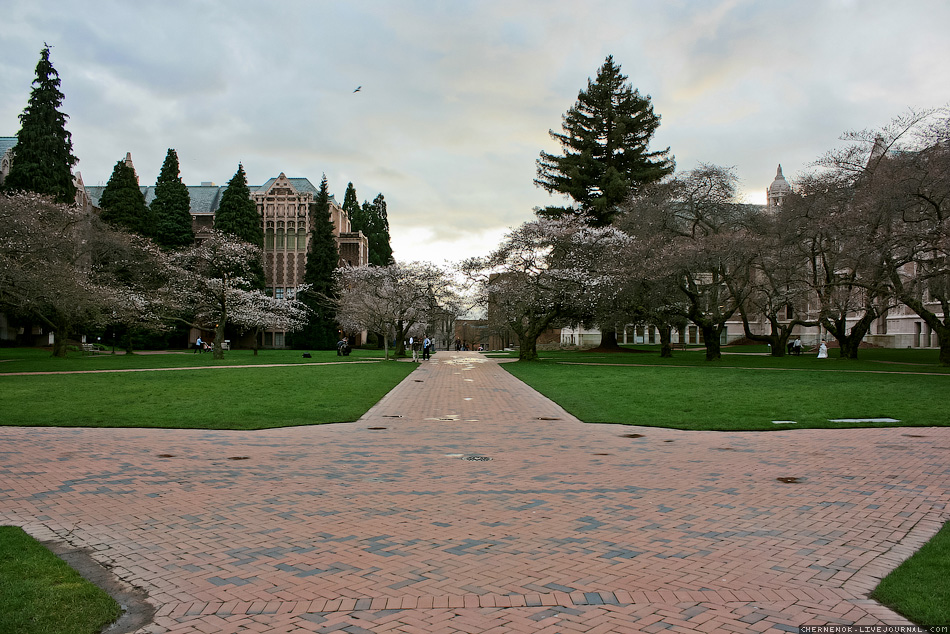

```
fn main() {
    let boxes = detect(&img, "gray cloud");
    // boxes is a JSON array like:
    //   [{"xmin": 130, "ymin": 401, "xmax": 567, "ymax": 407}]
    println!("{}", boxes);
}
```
[{"xmin": 2, "ymin": 0, "xmax": 949, "ymax": 263}]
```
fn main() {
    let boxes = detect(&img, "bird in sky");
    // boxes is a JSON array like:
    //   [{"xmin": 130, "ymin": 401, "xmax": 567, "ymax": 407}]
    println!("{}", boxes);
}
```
[{"xmin": 353, "ymin": 86, "xmax": 361, "ymax": 93}]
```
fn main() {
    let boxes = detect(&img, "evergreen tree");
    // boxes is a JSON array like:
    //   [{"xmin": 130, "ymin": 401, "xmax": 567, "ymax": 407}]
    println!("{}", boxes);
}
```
[
  {"xmin": 359, "ymin": 193, "xmax": 394, "ymax": 266},
  {"xmin": 535, "ymin": 55, "xmax": 674, "ymax": 227},
  {"xmin": 215, "ymin": 163, "xmax": 262, "ymax": 246},
  {"xmin": 215, "ymin": 163, "xmax": 264, "ymax": 288},
  {"xmin": 151, "ymin": 148, "xmax": 194, "ymax": 250},
  {"xmin": 4, "ymin": 44, "xmax": 79, "ymax": 203},
  {"xmin": 99, "ymin": 159, "xmax": 152, "ymax": 236},
  {"xmin": 342, "ymin": 181, "xmax": 361, "ymax": 228},
  {"xmin": 290, "ymin": 174, "xmax": 339, "ymax": 349}
]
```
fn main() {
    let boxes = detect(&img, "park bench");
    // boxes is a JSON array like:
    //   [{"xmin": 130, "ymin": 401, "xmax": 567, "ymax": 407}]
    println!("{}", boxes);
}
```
[{"xmin": 80, "ymin": 343, "xmax": 103, "ymax": 355}]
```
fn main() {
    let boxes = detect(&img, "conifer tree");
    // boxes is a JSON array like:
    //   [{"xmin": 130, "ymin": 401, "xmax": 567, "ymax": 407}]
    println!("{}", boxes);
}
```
[
  {"xmin": 342, "ymin": 181, "xmax": 361, "ymax": 228},
  {"xmin": 215, "ymin": 163, "xmax": 264, "ymax": 288},
  {"xmin": 536, "ymin": 55, "xmax": 674, "ymax": 227},
  {"xmin": 290, "ymin": 174, "xmax": 339, "ymax": 349},
  {"xmin": 99, "ymin": 159, "xmax": 152, "ymax": 237},
  {"xmin": 4, "ymin": 45, "xmax": 78, "ymax": 203},
  {"xmin": 362, "ymin": 193, "xmax": 394, "ymax": 266},
  {"xmin": 151, "ymin": 148, "xmax": 194, "ymax": 250}
]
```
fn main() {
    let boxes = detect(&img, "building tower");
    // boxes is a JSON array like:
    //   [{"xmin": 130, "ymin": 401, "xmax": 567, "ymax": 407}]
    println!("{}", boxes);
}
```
[{"xmin": 767, "ymin": 164, "xmax": 791, "ymax": 211}]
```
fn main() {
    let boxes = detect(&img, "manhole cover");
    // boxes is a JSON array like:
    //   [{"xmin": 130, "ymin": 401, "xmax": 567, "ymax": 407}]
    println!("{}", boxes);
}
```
[
  {"xmin": 367, "ymin": 427, "xmax": 387, "ymax": 430},
  {"xmin": 228, "ymin": 456, "xmax": 249, "ymax": 461},
  {"xmin": 777, "ymin": 477, "xmax": 802, "ymax": 484},
  {"xmin": 464, "ymin": 455, "xmax": 492, "ymax": 461},
  {"xmin": 413, "ymin": 380, "xmax": 424, "ymax": 382},
  {"xmin": 593, "ymin": 453, "xmax": 611, "ymax": 456},
  {"xmin": 157, "ymin": 454, "xmax": 175, "ymax": 458},
  {"xmin": 622, "ymin": 434, "xmax": 644, "ymax": 438},
  {"xmin": 663, "ymin": 440, "xmax": 674, "ymax": 443}
]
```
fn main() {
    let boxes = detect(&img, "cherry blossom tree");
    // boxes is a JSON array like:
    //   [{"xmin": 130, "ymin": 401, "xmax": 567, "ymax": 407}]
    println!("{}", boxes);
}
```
[
  {"xmin": 171, "ymin": 231, "xmax": 307, "ymax": 359},
  {"xmin": 334, "ymin": 262, "xmax": 459, "ymax": 360},
  {"xmin": 463, "ymin": 218, "xmax": 629, "ymax": 361}
]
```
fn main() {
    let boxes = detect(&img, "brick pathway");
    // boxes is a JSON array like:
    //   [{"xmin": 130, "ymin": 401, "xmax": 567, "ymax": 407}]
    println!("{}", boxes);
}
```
[{"xmin": 1, "ymin": 351, "xmax": 947, "ymax": 633}]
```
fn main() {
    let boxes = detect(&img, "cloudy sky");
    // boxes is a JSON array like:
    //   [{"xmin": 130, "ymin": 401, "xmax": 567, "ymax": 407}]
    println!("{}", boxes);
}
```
[{"xmin": 3, "ymin": 0, "xmax": 950, "ymax": 264}]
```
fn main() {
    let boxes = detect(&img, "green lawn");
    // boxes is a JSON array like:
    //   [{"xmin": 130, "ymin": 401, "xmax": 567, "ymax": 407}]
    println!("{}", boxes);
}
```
[
  {"xmin": 0, "ymin": 526, "xmax": 120, "ymax": 634},
  {"xmin": 0, "ymin": 346, "xmax": 386, "ymax": 373},
  {"xmin": 0, "ymin": 361, "xmax": 415, "ymax": 429},
  {"xmin": 872, "ymin": 521, "xmax": 950, "ymax": 630},
  {"xmin": 503, "ymin": 347, "xmax": 950, "ymax": 431}
]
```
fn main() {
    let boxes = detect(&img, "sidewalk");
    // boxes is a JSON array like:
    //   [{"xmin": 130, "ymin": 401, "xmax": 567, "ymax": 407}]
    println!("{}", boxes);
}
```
[{"xmin": 1, "ymin": 351, "xmax": 947, "ymax": 632}]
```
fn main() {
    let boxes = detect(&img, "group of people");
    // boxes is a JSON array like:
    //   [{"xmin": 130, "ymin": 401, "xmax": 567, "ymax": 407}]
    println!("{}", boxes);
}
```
[
  {"xmin": 193, "ymin": 337, "xmax": 212, "ymax": 353},
  {"xmin": 408, "ymin": 335, "xmax": 434, "ymax": 361},
  {"xmin": 781, "ymin": 337, "xmax": 829, "ymax": 358}
]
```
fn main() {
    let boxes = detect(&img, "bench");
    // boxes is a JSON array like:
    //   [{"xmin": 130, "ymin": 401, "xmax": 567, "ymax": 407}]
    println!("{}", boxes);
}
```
[{"xmin": 80, "ymin": 343, "xmax": 103, "ymax": 355}]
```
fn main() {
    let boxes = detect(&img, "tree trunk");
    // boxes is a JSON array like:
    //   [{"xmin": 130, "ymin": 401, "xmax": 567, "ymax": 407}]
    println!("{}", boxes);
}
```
[
  {"xmin": 658, "ymin": 325, "xmax": 673, "ymax": 358},
  {"xmin": 252, "ymin": 327, "xmax": 261, "ymax": 356},
  {"xmin": 597, "ymin": 329, "xmax": 622, "ymax": 350},
  {"xmin": 213, "ymin": 322, "xmax": 226, "ymax": 359},
  {"xmin": 52, "ymin": 324, "xmax": 69, "ymax": 358},
  {"xmin": 938, "ymin": 328, "xmax": 950, "ymax": 367},
  {"xmin": 700, "ymin": 324, "xmax": 722, "ymax": 361},
  {"xmin": 518, "ymin": 335, "xmax": 540, "ymax": 361}
]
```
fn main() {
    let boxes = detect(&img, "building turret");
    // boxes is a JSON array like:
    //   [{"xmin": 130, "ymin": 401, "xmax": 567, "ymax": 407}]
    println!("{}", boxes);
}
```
[{"xmin": 767, "ymin": 164, "xmax": 790, "ymax": 210}]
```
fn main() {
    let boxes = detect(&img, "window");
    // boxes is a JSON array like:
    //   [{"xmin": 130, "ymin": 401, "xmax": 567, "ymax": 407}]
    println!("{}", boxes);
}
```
[
  {"xmin": 275, "ymin": 288, "xmax": 284, "ymax": 300},
  {"xmin": 274, "ymin": 332, "xmax": 284, "ymax": 348}
]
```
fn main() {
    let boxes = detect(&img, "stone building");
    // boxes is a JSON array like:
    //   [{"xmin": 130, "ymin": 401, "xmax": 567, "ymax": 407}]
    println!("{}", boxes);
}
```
[{"xmin": 83, "ymin": 162, "xmax": 369, "ymax": 349}]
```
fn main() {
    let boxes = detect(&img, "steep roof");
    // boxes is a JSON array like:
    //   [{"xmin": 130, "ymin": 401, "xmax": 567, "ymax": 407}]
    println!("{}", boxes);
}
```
[{"xmin": 84, "ymin": 185, "xmax": 225, "ymax": 215}]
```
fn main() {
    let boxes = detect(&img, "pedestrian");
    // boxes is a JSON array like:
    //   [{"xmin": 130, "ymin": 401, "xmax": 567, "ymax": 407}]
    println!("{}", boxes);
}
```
[
  {"xmin": 422, "ymin": 335, "xmax": 431, "ymax": 360},
  {"xmin": 409, "ymin": 336, "xmax": 419, "ymax": 362},
  {"xmin": 793, "ymin": 338, "xmax": 802, "ymax": 355},
  {"xmin": 455, "ymin": 338, "xmax": 461, "ymax": 352},
  {"xmin": 817, "ymin": 341, "xmax": 828, "ymax": 359},
  {"xmin": 195, "ymin": 336, "xmax": 202, "ymax": 353}
]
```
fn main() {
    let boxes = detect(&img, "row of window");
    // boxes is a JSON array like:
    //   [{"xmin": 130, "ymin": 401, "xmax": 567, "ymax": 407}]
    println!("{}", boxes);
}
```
[
  {"xmin": 264, "ymin": 229, "xmax": 307, "ymax": 250},
  {"xmin": 265, "ymin": 288, "xmax": 296, "ymax": 300}
]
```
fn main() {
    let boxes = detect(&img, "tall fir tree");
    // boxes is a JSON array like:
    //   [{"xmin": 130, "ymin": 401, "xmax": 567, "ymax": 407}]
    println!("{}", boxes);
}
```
[
  {"xmin": 215, "ymin": 163, "xmax": 264, "ymax": 288},
  {"xmin": 99, "ymin": 158, "xmax": 153, "ymax": 237},
  {"xmin": 151, "ymin": 148, "xmax": 194, "ymax": 250},
  {"xmin": 4, "ymin": 44, "xmax": 78, "ymax": 203},
  {"xmin": 289, "ymin": 174, "xmax": 339, "ymax": 350},
  {"xmin": 535, "ymin": 55, "xmax": 674, "ymax": 227},
  {"xmin": 360, "ymin": 193, "xmax": 394, "ymax": 266},
  {"xmin": 342, "ymin": 181, "xmax": 361, "ymax": 228}
]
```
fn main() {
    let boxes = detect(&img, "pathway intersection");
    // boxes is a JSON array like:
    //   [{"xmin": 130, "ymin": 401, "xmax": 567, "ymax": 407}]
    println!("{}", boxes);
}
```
[{"xmin": 1, "ymin": 351, "xmax": 948, "ymax": 632}]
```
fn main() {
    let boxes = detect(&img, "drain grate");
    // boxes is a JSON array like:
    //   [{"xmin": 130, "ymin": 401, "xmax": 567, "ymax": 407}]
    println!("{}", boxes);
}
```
[
  {"xmin": 367, "ymin": 427, "xmax": 387, "ymax": 430},
  {"xmin": 536, "ymin": 417, "xmax": 560, "ymax": 421},
  {"xmin": 464, "ymin": 455, "xmax": 492, "ymax": 461},
  {"xmin": 383, "ymin": 415, "xmax": 403, "ymax": 418},
  {"xmin": 776, "ymin": 477, "xmax": 802, "ymax": 484},
  {"xmin": 593, "ymin": 453, "xmax": 611, "ymax": 456},
  {"xmin": 622, "ymin": 433, "xmax": 644, "ymax": 438},
  {"xmin": 228, "ymin": 456, "xmax": 249, "ymax": 461},
  {"xmin": 157, "ymin": 454, "xmax": 175, "ymax": 458}
]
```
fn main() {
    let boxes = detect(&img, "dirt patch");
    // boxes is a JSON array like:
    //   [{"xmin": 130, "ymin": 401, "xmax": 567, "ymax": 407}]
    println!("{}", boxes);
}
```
[{"xmin": 43, "ymin": 540, "xmax": 154, "ymax": 634}]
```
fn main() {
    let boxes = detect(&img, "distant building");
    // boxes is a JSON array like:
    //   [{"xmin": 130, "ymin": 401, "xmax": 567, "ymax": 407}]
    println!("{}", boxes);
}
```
[{"xmin": 82, "ymin": 161, "xmax": 370, "ymax": 349}]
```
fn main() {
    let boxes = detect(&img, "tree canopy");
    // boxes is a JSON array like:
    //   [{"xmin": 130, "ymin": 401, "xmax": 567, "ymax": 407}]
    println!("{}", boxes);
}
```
[
  {"xmin": 99, "ymin": 158, "xmax": 153, "ymax": 237},
  {"xmin": 290, "ymin": 174, "xmax": 339, "ymax": 350},
  {"xmin": 536, "ymin": 55, "xmax": 674, "ymax": 227},
  {"xmin": 215, "ymin": 163, "xmax": 264, "ymax": 288},
  {"xmin": 151, "ymin": 148, "xmax": 194, "ymax": 250},
  {"xmin": 353, "ymin": 193, "xmax": 394, "ymax": 266},
  {"xmin": 3, "ymin": 45, "xmax": 78, "ymax": 204}
]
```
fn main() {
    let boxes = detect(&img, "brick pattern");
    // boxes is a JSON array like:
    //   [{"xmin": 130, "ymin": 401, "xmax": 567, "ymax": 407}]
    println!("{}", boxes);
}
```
[{"xmin": 1, "ymin": 352, "xmax": 946, "ymax": 633}]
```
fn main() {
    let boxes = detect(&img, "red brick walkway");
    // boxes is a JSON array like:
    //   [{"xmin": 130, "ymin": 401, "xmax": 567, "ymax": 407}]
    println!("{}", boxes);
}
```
[{"xmin": 1, "ymin": 351, "xmax": 947, "ymax": 632}]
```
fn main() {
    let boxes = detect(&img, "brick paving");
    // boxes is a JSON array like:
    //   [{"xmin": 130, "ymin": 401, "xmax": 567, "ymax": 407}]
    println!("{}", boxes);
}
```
[{"xmin": 1, "ymin": 351, "xmax": 948, "ymax": 633}]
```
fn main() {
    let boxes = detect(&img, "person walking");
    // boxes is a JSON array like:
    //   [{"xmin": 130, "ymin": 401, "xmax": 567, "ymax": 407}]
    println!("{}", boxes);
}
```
[
  {"xmin": 195, "ymin": 336, "xmax": 202, "ymax": 353},
  {"xmin": 422, "ymin": 335, "xmax": 431, "ymax": 361},
  {"xmin": 409, "ymin": 336, "xmax": 419, "ymax": 362}
]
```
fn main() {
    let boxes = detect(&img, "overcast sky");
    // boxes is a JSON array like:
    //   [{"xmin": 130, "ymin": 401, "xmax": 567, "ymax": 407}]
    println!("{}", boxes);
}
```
[{"xmin": 3, "ymin": 0, "xmax": 950, "ymax": 264}]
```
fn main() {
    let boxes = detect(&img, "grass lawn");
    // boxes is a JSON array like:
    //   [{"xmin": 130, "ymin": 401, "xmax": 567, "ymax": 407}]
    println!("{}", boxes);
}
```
[
  {"xmin": 503, "ymin": 346, "xmax": 950, "ymax": 431},
  {"xmin": 872, "ymin": 521, "xmax": 950, "ymax": 630},
  {"xmin": 0, "ymin": 526, "xmax": 120, "ymax": 634},
  {"xmin": 0, "ymin": 360, "xmax": 415, "ymax": 429},
  {"xmin": 0, "ymin": 346, "xmax": 387, "ymax": 373}
]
